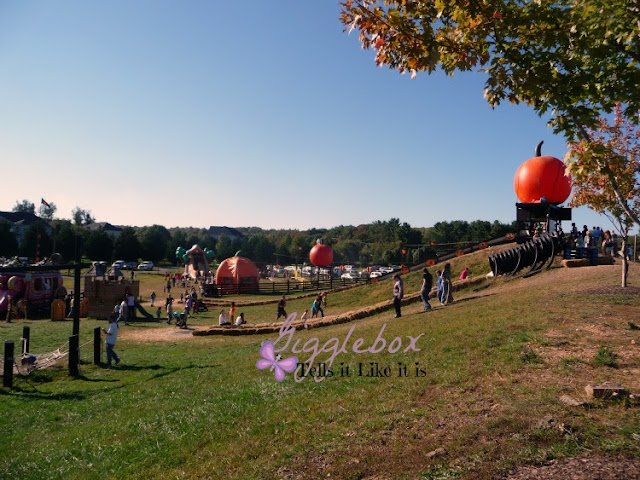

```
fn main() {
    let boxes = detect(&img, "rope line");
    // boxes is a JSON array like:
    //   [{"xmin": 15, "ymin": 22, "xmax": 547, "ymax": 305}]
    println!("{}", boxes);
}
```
[{"xmin": 2, "ymin": 338, "xmax": 94, "ymax": 377}]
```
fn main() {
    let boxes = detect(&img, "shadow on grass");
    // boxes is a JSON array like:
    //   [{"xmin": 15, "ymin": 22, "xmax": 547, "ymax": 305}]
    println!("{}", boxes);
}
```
[
  {"xmin": 412, "ymin": 293, "xmax": 493, "ymax": 315},
  {"xmin": 121, "ymin": 321, "xmax": 162, "ymax": 327},
  {"xmin": 452, "ymin": 293, "xmax": 493, "ymax": 304},
  {"xmin": 1, "ymin": 363, "xmax": 218, "ymax": 400},
  {"xmin": 101, "ymin": 363, "xmax": 166, "ymax": 372}
]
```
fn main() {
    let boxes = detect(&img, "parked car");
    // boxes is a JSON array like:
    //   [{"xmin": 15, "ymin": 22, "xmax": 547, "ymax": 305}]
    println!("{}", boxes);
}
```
[
  {"xmin": 137, "ymin": 261, "xmax": 154, "ymax": 271},
  {"xmin": 122, "ymin": 261, "xmax": 138, "ymax": 270},
  {"xmin": 380, "ymin": 265, "xmax": 400, "ymax": 274},
  {"xmin": 112, "ymin": 260, "xmax": 125, "ymax": 269},
  {"xmin": 341, "ymin": 272, "xmax": 359, "ymax": 280},
  {"xmin": 370, "ymin": 271, "xmax": 383, "ymax": 278}
]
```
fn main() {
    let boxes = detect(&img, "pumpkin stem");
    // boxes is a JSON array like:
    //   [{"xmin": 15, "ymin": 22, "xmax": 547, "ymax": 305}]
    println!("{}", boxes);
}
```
[{"xmin": 535, "ymin": 141, "xmax": 544, "ymax": 157}]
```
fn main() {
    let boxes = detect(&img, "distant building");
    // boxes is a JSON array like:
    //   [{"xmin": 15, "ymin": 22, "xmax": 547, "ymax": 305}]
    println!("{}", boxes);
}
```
[
  {"xmin": 207, "ymin": 226, "xmax": 244, "ymax": 242},
  {"xmin": 85, "ymin": 222, "xmax": 123, "ymax": 239},
  {"xmin": 0, "ymin": 211, "xmax": 51, "ymax": 245}
]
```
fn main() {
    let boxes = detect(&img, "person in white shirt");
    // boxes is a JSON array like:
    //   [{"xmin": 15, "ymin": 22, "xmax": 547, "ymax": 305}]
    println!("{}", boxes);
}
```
[
  {"xmin": 126, "ymin": 293, "xmax": 135, "ymax": 322},
  {"xmin": 102, "ymin": 318, "xmax": 120, "ymax": 367},
  {"xmin": 235, "ymin": 312, "xmax": 246, "ymax": 326},
  {"xmin": 119, "ymin": 298, "xmax": 128, "ymax": 323},
  {"xmin": 219, "ymin": 310, "xmax": 230, "ymax": 326}
]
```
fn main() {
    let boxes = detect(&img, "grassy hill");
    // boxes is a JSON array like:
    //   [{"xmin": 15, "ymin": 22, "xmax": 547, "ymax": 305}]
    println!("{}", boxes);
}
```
[{"xmin": 1, "ymin": 256, "xmax": 639, "ymax": 479}]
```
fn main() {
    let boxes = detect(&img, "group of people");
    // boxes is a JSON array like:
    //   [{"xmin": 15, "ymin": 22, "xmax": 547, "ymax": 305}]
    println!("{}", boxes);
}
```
[
  {"xmin": 112, "ymin": 291, "xmax": 137, "ymax": 325},
  {"xmin": 394, "ymin": 263, "xmax": 457, "ymax": 317},
  {"xmin": 299, "ymin": 292, "xmax": 328, "ymax": 321},
  {"xmin": 565, "ymin": 223, "xmax": 619, "ymax": 256},
  {"xmin": 218, "ymin": 301, "xmax": 246, "ymax": 326}
]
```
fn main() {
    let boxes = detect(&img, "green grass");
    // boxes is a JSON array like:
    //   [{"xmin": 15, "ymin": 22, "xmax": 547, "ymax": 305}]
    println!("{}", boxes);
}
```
[
  {"xmin": 1, "ymin": 257, "xmax": 639, "ymax": 479},
  {"xmin": 592, "ymin": 346, "xmax": 619, "ymax": 368}
]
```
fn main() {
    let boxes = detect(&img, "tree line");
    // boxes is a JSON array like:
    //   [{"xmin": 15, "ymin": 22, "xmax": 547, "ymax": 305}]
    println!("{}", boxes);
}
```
[{"xmin": 1, "ymin": 203, "xmax": 515, "ymax": 267}]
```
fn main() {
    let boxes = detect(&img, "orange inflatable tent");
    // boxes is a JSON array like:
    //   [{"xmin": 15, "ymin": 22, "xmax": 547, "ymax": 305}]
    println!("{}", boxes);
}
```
[{"xmin": 214, "ymin": 256, "xmax": 259, "ymax": 294}]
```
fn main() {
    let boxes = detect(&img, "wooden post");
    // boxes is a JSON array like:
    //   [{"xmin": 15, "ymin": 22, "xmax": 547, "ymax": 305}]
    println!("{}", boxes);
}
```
[
  {"xmin": 3, "ymin": 341, "xmax": 14, "ymax": 388},
  {"xmin": 73, "ymin": 260, "xmax": 81, "ymax": 337},
  {"xmin": 22, "ymin": 326, "xmax": 30, "ymax": 355},
  {"xmin": 93, "ymin": 327, "xmax": 101, "ymax": 365},
  {"xmin": 69, "ymin": 334, "xmax": 79, "ymax": 376}
]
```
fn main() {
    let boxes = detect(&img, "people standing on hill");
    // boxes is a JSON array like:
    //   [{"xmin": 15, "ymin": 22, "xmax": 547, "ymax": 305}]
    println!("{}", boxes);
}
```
[
  {"xmin": 276, "ymin": 295, "xmax": 287, "ymax": 320},
  {"xmin": 436, "ymin": 270, "xmax": 443, "ymax": 305},
  {"xmin": 314, "ymin": 293, "xmax": 325, "ymax": 318},
  {"xmin": 393, "ymin": 273, "xmax": 404, "ymax": 318},
  {"xmin": 421, "ymin": 268, "xmax": 432, "ymax": 311},
  {"xmin": 229, "ymin": 301, "xmax": 236, "ymax": 321},
  {"xmin": 602, "ymin": 230, "xmax": 614, "ymax": 256},
  {"xmin": 583, "ymin": 230, "xmax": 593, "ymax": 248},
  {"xmin": 441, "ymin": 263, "xmax": 454, "ymax": 304},
  {"xmin": 150, "ymin": 291, "xmax": 156, "ymax": 307}
]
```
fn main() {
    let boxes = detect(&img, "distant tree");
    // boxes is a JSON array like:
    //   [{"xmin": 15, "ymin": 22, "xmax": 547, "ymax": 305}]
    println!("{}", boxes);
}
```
[
  {"xmin": 214, "ymin": 234, "xmax": 235, "ymax": 262},
  {"xmin": 167, "ymin": 228, "xmax": 188, "ymax": 262},
  {"xmin": 38, "ymin": 201, "xmax": 57, "ymax": 221},
  {"xmin": 19, "ymin": 220, "xmax": 52, "ymax": 259},
  {"xmin": 567, "ymin": 104, "xmax": 639, "ymax": 287},
  {"xmin": 289, "ymin": 234, "xmax": 311, "ymax": 262},
  {"xmin": 0, "ymin": 221, "xmax": 19, "ymax": 257},
  {"xmin": 12, "ymin": 199, "xmax": 35, "ymax": 214},
  {"xmin": 275, "ymin": 233, "xmax": 293, "ymax": 262},
  {"xmin": 396, "ymin": 221, "xmax": 421, "ymax": 245},
  {"xmin": 137, "ymin": 225, "xmax": 171, "ymax": 263},
  {"xmin": 84, "ymin": 229, "xmax": 114, "ymax": 261},
  {"xmin": 333, "ymin": 239, "xmax": 364, "ymax": 265},
  {"xmin": 72, "ymin": 207, "xmax": 95, "ymax": 225},
  {"xmin": 251, "ymin": 235, "xmax": 276, "ymax": 263},
  {"xmin": 113, "ymin": 227, "xmax": 141, "ymax": 261},
  {"xmin": 231, "ymin": 237, "xmax": 244, "ymax": 256},
  {"xmin": 53, "ymin": 220, "xmax": 80, "ymax": 261}
]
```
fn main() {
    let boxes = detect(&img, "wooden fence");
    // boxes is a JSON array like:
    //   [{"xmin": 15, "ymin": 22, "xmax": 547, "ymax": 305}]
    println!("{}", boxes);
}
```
[{"xmin": 204, "ymin": 276, "xmax": 374, "ymax": 297}]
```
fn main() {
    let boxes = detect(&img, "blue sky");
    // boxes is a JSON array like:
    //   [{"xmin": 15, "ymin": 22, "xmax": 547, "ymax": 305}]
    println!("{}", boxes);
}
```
[{"xmin": 0, "ymin": 1, "xmax": 625, "ymax": 233}]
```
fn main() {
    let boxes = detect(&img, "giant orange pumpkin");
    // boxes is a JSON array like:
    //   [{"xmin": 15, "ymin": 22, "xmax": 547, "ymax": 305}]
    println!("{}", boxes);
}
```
[
  {"xmin": 309, "ymin": 241, "xmax": 333, "ymax": 267},
  {"xmin": 514, "ymin": 141, "xmax": 572, "ymax": 204}
]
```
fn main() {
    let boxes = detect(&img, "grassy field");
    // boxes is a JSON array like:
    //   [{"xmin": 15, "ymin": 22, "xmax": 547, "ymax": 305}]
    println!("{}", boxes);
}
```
[{"xmin": 1, "ymin": 254, "xmax": 639, "ymax": 479}]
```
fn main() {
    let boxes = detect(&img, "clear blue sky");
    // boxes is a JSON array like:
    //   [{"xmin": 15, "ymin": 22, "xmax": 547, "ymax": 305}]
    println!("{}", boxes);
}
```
[{"xmin": 0, "ymin": 1, "xmax": 625, "ymax": 233}]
